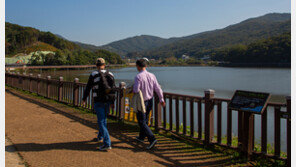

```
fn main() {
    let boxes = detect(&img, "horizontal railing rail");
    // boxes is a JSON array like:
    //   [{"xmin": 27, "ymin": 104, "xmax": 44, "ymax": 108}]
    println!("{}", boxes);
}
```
[{"xmin": 5, "ymin": 72, "xmax": 290, "ymax": 165}]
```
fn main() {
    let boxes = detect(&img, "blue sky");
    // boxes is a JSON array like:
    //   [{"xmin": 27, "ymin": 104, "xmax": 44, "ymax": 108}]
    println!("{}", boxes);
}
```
[{"xmin": 6, "ymin": 0, "xmax": 290, "ymax": 46}]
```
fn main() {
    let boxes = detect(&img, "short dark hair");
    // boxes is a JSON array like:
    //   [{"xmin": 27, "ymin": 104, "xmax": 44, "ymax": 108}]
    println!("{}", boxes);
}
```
[{"xmin": 136, "ymin": 59, "xmax": 147, "ymax": 68}]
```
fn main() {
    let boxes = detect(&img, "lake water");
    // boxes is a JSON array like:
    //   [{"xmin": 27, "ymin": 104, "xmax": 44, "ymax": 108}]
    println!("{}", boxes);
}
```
[
  {"xmin": 31, "ymin": 66, "xmax": 290, "ymax": 101},
  {"xmin": 28, "ymin": 66, "xmax": 291, "ymax": 152}
]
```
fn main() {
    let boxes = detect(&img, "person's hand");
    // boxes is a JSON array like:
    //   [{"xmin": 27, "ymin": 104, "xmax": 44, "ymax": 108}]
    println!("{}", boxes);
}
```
[{"xmin": 160, "ymin": 101, "xmax": 166, "ymax": 107}]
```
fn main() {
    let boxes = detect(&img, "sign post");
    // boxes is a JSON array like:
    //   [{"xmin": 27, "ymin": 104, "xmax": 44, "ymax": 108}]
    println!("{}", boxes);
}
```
[{"xmin": 228, "ymin": 90, "xmax": 270, "ymax": 157}]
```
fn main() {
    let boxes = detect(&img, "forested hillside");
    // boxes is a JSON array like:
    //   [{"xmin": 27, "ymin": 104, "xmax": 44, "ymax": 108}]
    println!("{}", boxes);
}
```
[
  {"xmin": 141, "ymin": 13, "xmax": 291, "ymax": 59},
  {"xmin": 5, "ymin": 22, "xmax": 124, "ymax": 65},
  {"xmin": 212, "ymin": 32, "xmax": 291, "ymax": 66},
  {"xmin": 5, "ymin": 22, "xmax": 78, "ymax": 56}
]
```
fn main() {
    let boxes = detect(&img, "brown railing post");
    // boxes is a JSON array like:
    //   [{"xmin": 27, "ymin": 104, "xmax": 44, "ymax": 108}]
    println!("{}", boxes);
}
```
[
  {"xmin": 238, "ymin": 110, "xmax": 243, "ymax": 149},
  {"xmin": 5, "ymin": 73, "xmax": 7, "ymax": 85},
  {"xmin": 6, "ymin": 73, "xmax": 10, "ymax": 86},
  {"xmin": 58, "ymin": 77, "xmax": 63, "ymax": 102},
  {"xmin": 190, "ymin": 98, "xmax": 194, "ymax": 137},
  {"xmin": 10, "ymin": 72, "xmax": 13, "ymax": 87},
  {"xmin": 73, "ymin": 78, "xmax": 79, "ymax": 106},
  {"xmin": 169, "ymin": 96, "xmax": 173, "ymax": 131},
  {"xmin": 37, "ymin": 74, "xmax": 41, "ymax": 96},
  {"xmin": 154, "ymin": 94, "xmax": 162, "ymax": 132},
  {"xmin": 116, "ymin": 90, "xmax": 120, "ymax": 117},
  {"xmin": 46, "ymin": 76, "xmax": 51, "ymax": 98},
  {"xmin": 286, "ymin": 96, "xmax": 291, "ymax": 166},
  {"xmin": 29, "ymin": 73, "xmax": 33, "ymax": 92},
  {"xmin": 22, "ymin": 73, "xmax": 26, "ymax": 91},
  {"xmin": 13, "ymin": 72, "xmax": 17, "ymax": 88},
  {"xmin": 15, "ymin": 72, "xmax": 19, "ymax": 88},
  {"xmin": 261, "ymin": 108, "xmax": 267, "ymax": 154},
  {"xmin": 217, "ymin": 101, "xmax": 222, "ymax": 144},
  {"xmin": 163, "ymin": 95, "xmax": 167, "ymax": 129},
  {"xmin": 182, "ymin": 97, "xmax": 187, "ymax": 135},
  {"xmin": 198, "ymin": 100, "xmax": 202, "ymax": 139},
  {"xmin": 227, "ymin": 107, "xmax": 232, "ymax": 146},
  {"xmin": 176, "ymin": 97, "xmax": 180, "ymax": 133},
  {"xmin": 241, "ymin": 112, "xmax": 255, "ymax": 157},
  {"xmin": 119, "ymin": 82, "xmax": 126, "ymax": 120},
  {"xmin": 10, "ymin": 72, "xmax": 14, "ymax": 87},
  {"xmin": 274, "ymin": 106, "xmax": 281, "ymax": 157},
  {"xmin": 204, "ymin": 89, "xmax": 215, "ymax": 144},
  {"xmin": 6, "ymin": 72, "xmax": 10, "ymax": 85},
  {"xmin": 17, "ymin": 72, "xmax": 21, "ymax": 89},
  {"xmin": 11, "ymin": 72, "xmax": 15, "ymax": 86}
]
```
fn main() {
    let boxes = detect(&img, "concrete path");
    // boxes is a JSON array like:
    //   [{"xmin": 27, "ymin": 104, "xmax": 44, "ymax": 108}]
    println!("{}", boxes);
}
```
[{"xmin": 5, "ymin": 88, "xmax": 246, "ymax": 167}]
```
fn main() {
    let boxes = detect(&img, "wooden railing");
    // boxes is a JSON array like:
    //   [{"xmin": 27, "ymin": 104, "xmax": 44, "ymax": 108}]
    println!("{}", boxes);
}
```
[
  {"xmin": 5, "ymin": 72, "xmax": 291, "ymax": 165},
  {"xmin": 5, "ymin": 72, "xmax": 125, "ymax": 119},
  {"xmin": 155, "ymin": 90, "xmax": 290, "ymax": 165}
]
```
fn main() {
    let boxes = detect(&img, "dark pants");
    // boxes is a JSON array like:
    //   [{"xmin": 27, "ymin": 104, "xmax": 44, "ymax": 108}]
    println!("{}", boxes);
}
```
[{"xmin": 136, "ymin": 99, "xmax": 156, "ymax": 143}]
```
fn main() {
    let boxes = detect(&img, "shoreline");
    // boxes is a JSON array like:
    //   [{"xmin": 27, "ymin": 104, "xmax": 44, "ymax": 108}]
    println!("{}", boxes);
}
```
[{"xmin": 6, "ymin": 63, "xmax": 291, "ymax": 71}]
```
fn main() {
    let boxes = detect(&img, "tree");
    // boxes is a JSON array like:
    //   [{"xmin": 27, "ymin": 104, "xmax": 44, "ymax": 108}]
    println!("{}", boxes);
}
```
[{"xmin": 29, "ymin": 53, "xmax": 43, "ymax": 65}]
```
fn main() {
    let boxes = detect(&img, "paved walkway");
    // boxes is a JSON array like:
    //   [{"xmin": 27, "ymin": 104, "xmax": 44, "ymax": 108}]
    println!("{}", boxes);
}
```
[
  {"xmin": 5, "ymin": 88, "xmax": 246, "ymax": 167},
  {"xmin": 5, "ymin": 137, "xmax": 25, "ymax": 167}
]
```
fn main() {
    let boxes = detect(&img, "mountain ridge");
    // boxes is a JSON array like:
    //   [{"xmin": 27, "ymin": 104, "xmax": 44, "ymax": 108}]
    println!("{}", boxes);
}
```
[
  {"xmin": 142, "ymin": 13, "xmax": 291, "ymax": 59},
  {"xmin": 75, "ymin": 13, "xmax": 290, "ymax": 58}
]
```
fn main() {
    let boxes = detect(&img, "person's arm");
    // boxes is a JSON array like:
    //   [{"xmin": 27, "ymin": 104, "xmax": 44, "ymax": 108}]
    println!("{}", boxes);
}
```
[
  {"xmin": 82, "ymin": 74, "xmax": 93, "ymax": 102},
  {"xmin": 153, "ymin": 75, "xmax": 165, "ymax": 103},
  {"xmin": 133, "ymin": 75, "xmax": 141, "ymax": 93}
]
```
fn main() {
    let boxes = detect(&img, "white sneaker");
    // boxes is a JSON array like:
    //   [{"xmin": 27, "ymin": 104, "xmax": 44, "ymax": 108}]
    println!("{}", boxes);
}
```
[{"xmin": 98, "ymin": 145, "xmax": 112, "ymax": 151}]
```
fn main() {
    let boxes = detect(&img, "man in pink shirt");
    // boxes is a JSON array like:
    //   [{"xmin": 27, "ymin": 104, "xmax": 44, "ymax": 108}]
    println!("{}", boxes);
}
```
[{"xmin": 133, "ymin": 59, "xmax": 166, "ymax": 149}]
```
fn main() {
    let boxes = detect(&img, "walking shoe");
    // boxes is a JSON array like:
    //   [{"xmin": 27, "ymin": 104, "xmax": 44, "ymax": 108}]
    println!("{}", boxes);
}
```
[
  {"xmin": 146, "ymin": 139, "xmax": 157, "ymax": 150},
  {"xmin": 135, "ymin": 137, "xmax": 144, "ymax": 143},
  {"xmin": 91, "ymin": 137, "xmax": 102, "ymax": 142},
  {"xmin": 98, "ymin": 145, "xmax": 112, "ymax": 151}
]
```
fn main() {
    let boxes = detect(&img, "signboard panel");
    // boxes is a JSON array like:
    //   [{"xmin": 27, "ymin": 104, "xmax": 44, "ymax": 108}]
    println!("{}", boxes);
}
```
[{"xmin": 228, "ymin": 90, "xmax": 270, "ymax": 114}]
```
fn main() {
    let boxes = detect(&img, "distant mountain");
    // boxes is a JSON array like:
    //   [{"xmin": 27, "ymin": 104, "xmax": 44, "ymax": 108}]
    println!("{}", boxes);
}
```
[
  {"xmin": 74, "ymin": 41, "xmax": 101, "ymax": 52},
  {"xmin": 73, "ymin": 13, "xmax": 291, "ymax": 59},
  {"xmin": 99, "ymin": 35, "xmax": 180, "ymax": 56},
  {"xmin": 75, "ymin": 35, "xmax": 180, "ymax": 56},
  {"xmin": 142, "ymin": 13, "xmax": 291, "ymax": 59}
]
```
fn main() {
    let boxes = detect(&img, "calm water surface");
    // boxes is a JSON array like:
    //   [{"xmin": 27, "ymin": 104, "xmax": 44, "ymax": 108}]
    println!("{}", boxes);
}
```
[{"xmin": 32, "ymin": 66, "xmax": 290, "ymax": 100}]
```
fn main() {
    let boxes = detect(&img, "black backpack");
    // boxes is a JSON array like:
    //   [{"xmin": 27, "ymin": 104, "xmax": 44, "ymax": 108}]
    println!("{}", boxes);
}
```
[{"xmin": 96, "ymin": 70, "xmax": 115, "ymax": 102}]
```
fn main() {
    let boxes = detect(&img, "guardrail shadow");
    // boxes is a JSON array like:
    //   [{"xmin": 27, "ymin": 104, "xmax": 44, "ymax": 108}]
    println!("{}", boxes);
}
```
[{"xmin": 6, "ymin": 89, "xmax": 244, "ymax": 167}]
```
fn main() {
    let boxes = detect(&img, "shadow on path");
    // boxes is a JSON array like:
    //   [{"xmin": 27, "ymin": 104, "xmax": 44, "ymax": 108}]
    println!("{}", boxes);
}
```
[{"xmin": 6, "ymin": 89, "xmax": 243, "ymax": 167}]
